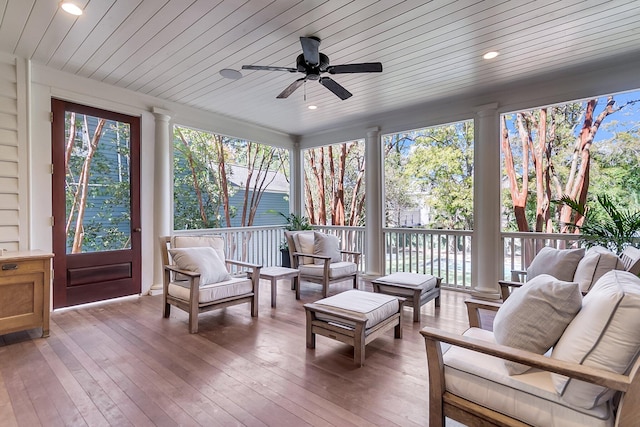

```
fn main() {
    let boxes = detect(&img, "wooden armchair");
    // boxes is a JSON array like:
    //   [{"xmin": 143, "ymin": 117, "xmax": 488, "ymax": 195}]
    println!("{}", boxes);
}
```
[
  {"xmin": 159, "ymin": 235, "xmax": 261, "ymax": 333},
  {"xmin": 284, "ymin": 230, "xmax": 360, "ymax": 297}
]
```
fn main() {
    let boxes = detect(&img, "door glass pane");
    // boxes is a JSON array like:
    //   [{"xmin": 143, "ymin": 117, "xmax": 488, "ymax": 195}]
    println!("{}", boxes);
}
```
[{"xmin": 65, "ymin": 111, "xmax": 131, "ymax": 253}]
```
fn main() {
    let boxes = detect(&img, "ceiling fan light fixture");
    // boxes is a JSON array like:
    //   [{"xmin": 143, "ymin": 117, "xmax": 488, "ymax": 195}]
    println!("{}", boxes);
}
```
[
  {"xmin": 219, "ymin": 68, "xmax": 242, "ymax": 80},
  {"xmin": 483, "ymin": 51, "xmax": 499, "ymax": 60},
  {"xmin": 308, "ymin": 105, "xmax": 317, "ymax": 110},
  {"xmin": 60, "ymin": 2, "xmax": 83, "ymax": 15}
]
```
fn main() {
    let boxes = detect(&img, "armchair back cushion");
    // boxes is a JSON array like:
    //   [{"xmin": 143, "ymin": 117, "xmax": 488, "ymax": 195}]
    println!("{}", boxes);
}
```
[
  {"xmin": 551, "ymin": 270, "xmax": 640, "ymax": 409},
  {"xmin": 493, "ymin": 274, "xmax": 582, "ymax": 375},
  {"xmin": 573, "ymin": 246, "xmax": 624, "ymax": 293},
  {"xmin": 292, "ymin": 231, "xmax": 315, "ymax": 265},
  {"xmin": 168, "ymin": 247, "xmax": 231, "ymax": 285},
  {"xmin": 526, "ymin": 247, "xmax": 585, "ymax": 282},
  {"xmin": 171, "ymin": 235, "xmax": 226, "ymax": 262},
  {"xmin": 313, "ymin": 231, "xmax": 342, "ymax": 264}
]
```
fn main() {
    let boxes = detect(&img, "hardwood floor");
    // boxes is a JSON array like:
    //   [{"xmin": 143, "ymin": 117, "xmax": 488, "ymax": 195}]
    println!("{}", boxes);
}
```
[{"xmin": 0, "ymin": 279, "xmax": 473, "ymax": 427}]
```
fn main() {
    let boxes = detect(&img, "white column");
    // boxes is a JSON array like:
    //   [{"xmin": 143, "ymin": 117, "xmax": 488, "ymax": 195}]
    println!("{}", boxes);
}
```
[
  {"xmin": 365, "ymin": 126, "xmax": 384, "ymax": 277},
  {"xmin": 471, "ymin": 104, "xmax": 502, "ymax": 299},
  {"xmin": 290, "ymin": 139, "xmax": 303, "ymax": 215},
  {"xmin": 149, "ymin": 107, "xmax": 172, "ymax": 295}
]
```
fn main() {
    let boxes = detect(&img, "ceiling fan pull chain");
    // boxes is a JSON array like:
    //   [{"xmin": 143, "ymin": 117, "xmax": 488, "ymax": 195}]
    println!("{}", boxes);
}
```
[{"xmin": 304, "ymin": 80, "xmax": 307, "ymax": 101}]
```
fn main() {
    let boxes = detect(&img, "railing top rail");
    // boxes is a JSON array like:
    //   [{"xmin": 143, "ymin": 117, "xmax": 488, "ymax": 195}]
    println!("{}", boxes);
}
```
[
  {"xmin": 383, "ymin": 227, "xmax": 472, "ymax": 236},
  {"xmin": 501, "ymin": 231, "xmax": 582, "ymax": 240},
  {"xmin": 311, "ymin": 225, "xmax": 364, "ymax": 232},
  {"xmin": 173, "ymin": 225, "xmax": 286, "ymax": 234}
]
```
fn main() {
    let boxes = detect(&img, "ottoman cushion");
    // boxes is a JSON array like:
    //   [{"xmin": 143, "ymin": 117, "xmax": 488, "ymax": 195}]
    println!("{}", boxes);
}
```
[
  {"xmin": 314, "ymin": 290, "xmax": 399, "ymax": 330},
  {"xmin": 374, "ymin": 272, "xmax": 438, "ymax": 296}
]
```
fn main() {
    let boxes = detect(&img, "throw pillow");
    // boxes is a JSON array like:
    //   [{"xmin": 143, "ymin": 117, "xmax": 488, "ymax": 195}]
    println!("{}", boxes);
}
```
[
  {"xmin": 573, "ymin": 246, "xmax": 624, "ymax": 293},
  {"xmin": 551, "ymin": 270, "xmax": 640, "ymax": 409},
  {"xmin": 313, "ymin": 232, "xmax": 342, "ymax": 264},
  {"xmin": 493, "ymin": 274, "xmax": 582, "ymax": 375},
  {"xmin": 526, "ymin": 247, "xmax": 585, "ymax": 282},
  {"xmin": 168, "ymin": 247, "xmax": 231, "ymax": 285}
]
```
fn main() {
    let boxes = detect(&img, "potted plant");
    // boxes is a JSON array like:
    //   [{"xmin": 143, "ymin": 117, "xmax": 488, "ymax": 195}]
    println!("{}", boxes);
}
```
[
  {"xmin": 560, "ymin": 194, "xmax": 640, "ymax": 255},
  {"xmin": 279, "ymin": 212, "xmax": 312, "ymax": 267}
]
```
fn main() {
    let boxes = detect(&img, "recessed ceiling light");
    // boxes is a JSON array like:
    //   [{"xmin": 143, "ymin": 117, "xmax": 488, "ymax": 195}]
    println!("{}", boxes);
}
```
[
  {"xmin": 61, "ymin": 2, "xmax": 83, "ymax": 15},
  {"xmin": 308, "ymin": 105, "xmax": 317, "ymax": 110},
  {"xmin": 219, "ymin": 69, "xmax": 242, "ymax": 80},
  {"xmin": 483, "ymin": 51, "xmax": 499, "ymax": 60}
]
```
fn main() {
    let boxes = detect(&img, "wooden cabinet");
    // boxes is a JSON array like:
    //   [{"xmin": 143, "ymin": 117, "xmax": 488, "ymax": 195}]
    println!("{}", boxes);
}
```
[{"xmin": 0, "ymin": 251, "xmax": 53, "ymax": 338}]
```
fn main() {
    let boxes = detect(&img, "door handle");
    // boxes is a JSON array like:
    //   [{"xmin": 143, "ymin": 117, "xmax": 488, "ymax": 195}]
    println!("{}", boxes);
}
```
[{"xmin": 133, "ymin": 228, "xmax": 142, "ymax": 232}]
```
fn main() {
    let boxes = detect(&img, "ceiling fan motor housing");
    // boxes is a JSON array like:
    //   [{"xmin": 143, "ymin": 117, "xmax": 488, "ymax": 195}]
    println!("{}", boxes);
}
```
[{"xmin": 296, "ymin": 53, "xmax": 330, "ymax": 77}]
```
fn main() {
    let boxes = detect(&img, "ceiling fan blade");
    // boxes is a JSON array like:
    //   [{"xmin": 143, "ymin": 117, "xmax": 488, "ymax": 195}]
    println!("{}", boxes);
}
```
[
  {"xmin": 242, "ymin": 65, "xmax": 298, "ymax": 72},
  {"xmin": 319, "ymin": 77, "xmax": 352, "ymax": 100},
  {"xmin": 327, "ymin": 62, "xmax": 383, "ymax": 74},
  {"xmin": 277, "ymin": 78, "xmax": 306, "ymax": 99},
  {"xmin": 300, "ymin": 36, "xmax": 320, "ymax": 65}
]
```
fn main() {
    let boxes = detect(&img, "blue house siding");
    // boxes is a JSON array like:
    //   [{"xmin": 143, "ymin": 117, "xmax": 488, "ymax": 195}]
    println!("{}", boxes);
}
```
[{"xmin": 225, "ymin": 191, "xmax": 288, "ymax": 227}]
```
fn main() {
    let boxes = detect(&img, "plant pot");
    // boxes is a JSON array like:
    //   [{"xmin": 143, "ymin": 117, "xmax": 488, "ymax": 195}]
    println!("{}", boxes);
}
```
[{"xmin": 280, "ymin": 248, "xmax": 291, "ymax": 268}]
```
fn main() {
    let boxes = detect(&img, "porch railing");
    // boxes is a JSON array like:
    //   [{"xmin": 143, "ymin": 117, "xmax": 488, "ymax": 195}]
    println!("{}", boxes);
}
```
[
  {"xmin": 173, "ymin": 225, "xmax": 596, "ymax": 291},
  {"xmin": 383, "ymin": 228, "xmax": 473, "ymax": 290}
]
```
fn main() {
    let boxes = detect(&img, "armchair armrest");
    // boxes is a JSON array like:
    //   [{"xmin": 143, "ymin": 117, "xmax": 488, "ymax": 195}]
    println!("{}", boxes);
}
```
[
  {"xmin": 510, "ymin": 269, "xmax": 527, "ymax": 282},
  {"xmin": 164, "ymin": 264, "xmax": 199, "ymax": 277},
  {"xmin": 340, "ymin": 250, "xmax": 361, "ymax": 263},
  {"xmin": 498, "ymin": 279, "xmax": 524, "ymax": 300},
  {"xmin": 225, "ymin": 259, "xmax": 262, "ymax": 292},
  {"xmin": 464, "ymin": 298, "xmax": 502, "ymax": 329},
  {"xmin": 420, "ymin": 326, "xmax": 631, "ymax": 392},
  {"xmin": 292, "ymin": 251, "xmax": 330, "ymax": 260}
]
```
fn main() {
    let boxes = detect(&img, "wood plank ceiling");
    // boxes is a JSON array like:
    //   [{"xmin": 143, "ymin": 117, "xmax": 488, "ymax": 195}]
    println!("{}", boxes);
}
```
[{"xmin": 0, "ymin": 0, "xmax": 639, "ymax": 136}]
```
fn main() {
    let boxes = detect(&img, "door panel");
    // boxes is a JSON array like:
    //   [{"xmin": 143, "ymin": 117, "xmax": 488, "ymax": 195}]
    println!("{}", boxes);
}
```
[{"xmin": 51, "ymin": 99, "xmax": 141, "ymax": 308}]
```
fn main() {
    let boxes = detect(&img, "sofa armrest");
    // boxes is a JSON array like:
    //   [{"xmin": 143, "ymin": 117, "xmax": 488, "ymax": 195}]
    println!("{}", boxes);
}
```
[
  {"xmin": 464, "ymin": 298, "xmax": 502, "ymax": 329},
  {"xmin": 420, "ymin": 326, "xmax": 631, "ymax": 392}
]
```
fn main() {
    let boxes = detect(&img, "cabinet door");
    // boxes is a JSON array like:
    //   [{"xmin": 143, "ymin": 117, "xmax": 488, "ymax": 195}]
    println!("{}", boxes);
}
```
[{"xmin": 0, "ymin": 269, "xmax": 44, "ymax": 335}]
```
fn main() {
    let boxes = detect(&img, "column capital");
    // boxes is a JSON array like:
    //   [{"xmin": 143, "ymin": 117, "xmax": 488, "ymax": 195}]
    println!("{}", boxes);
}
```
[
  {"xmin": 366, "ymin": 126, "xmax": 380, "ymax": 137},
  {"xmin": 151, "ymin": 107, "xmax": 172, "ymax": 121},
  {"xmin": 474, "ymin": 102, "xmax": 499, "ymax": 117}
]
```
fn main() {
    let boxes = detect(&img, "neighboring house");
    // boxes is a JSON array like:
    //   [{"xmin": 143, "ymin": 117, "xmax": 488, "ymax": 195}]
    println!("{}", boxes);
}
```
[{"xmin": 224, "ymin": 164, "xmax": 289, "ymax": 227}]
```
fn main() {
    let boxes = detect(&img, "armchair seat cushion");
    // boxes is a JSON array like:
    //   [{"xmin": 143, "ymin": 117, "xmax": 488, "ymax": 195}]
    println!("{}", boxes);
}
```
[
  {"xmin": 443, "ymin": 328, "xmax": 614, "ymax": 427},
  {"xmin": 169, "ymin": 277, "xmax": 253, "ymax": 303},
  {"xmin": 299, "ymin": 261, "xmax": 357, "ymax": 279}
]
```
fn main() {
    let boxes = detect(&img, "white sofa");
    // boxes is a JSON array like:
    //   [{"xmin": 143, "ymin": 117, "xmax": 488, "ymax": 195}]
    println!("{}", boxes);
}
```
[{"xmin": 423, "ymin": 270, "xmax": 640, "ymax": 427}]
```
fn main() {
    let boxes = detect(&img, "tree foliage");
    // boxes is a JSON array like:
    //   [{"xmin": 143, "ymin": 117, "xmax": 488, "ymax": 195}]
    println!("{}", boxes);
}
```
[
  {"xmin": 173, "ymin": 125, "xmax": 289, "ymax": 230},
  {"xmin": 65, "ymin": 114, "xmax": 131, "ymax": 253},
  {"xmin": 303, "ymin": 141, "xmax": 366, "ymax": 226},
  {"xmin": 502, "ymin": 95, "xmax": 640, "ymax": 233},
  {"xmin": 385, "ymin": 121, "xmax": 474, "ymax": 229}
]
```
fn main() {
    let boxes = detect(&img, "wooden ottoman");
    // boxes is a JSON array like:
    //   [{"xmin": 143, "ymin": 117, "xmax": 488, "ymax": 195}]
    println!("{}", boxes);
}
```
[
  {"xmin": 304, "ymin": 290, "xmax": 404, "ymax": 366},
  {"xmin": 372, "ymin": 272, "xmax": 441, "ymax": 322}
]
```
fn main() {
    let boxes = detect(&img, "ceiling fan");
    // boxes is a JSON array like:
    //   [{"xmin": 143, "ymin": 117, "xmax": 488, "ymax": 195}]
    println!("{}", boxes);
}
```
[{"xmin": 242, "ymin": 36, "xmax": 383, "ymax": 100}]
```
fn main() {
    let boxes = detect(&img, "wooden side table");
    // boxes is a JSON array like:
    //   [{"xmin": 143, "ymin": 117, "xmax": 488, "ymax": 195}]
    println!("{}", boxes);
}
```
[
  {"xmin": 0, "ymin": 250, "xmax": 53, "ymax": 337},
  {"xmin": 259, "ymin": 266, "xmax": 300, "ymax": 308}
]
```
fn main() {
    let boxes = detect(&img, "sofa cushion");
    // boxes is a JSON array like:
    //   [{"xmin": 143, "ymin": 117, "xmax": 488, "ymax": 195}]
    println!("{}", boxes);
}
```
[
  {"xmin": 551, "ymin": 270, "xmax": 640, "ymax": 409},
  {"xmin": 168, "ymin": 246, "xmax": 231, "ymax": 285},
  {"xmin": 573, "ymin": 246, "xmax": 624, "ymax": 293},
  {"xmin": 313, "ymin": 232, "xmax": 342, "ymax": 264},
  {"xmin": 526, "ymin": 247, "xmax": 585, "ymax": 282},
  {"xmin": 443, "ymin": 328, "xmax": 613, "ymax": 427},
  {"xmin": 493, "ymin": 274, "xmax": 582, "ymax": 375}
]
